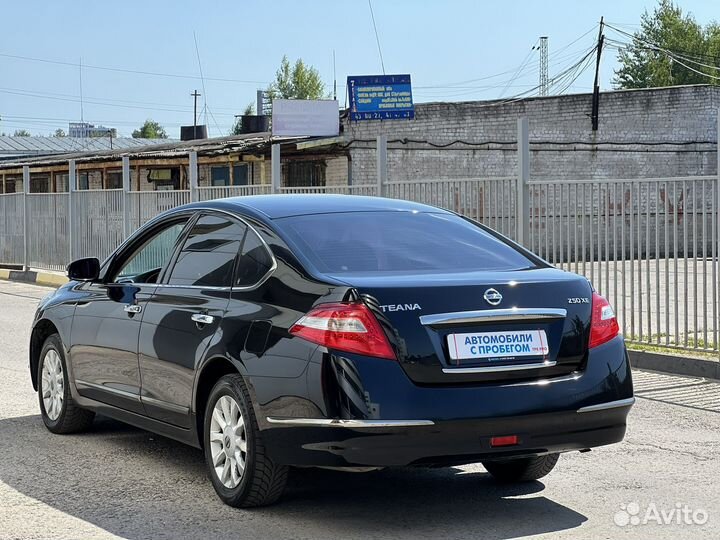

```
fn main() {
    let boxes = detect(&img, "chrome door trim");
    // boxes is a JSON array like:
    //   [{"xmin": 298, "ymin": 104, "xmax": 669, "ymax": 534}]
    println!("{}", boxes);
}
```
[
  {"xmin": 141, "ymin": 394, "xmax": 190, "ymax": 414},
  {"xmin": 441, "ymin": 360, "xmax": 557, "ymax": 374},
  {"xmin": 265, "ymin": 417, "xmax": 435, "ymax": 428},
  {"xmin": 75, "ymin": 379, "xmax": 140, "ymax": 401},
  {"xmin": 420, "ymin": 307, "xmax": 567, "ymax": 327},
  {"xmin": 576, "ymin": 397, "xmax": 636, "ymax": 413}
]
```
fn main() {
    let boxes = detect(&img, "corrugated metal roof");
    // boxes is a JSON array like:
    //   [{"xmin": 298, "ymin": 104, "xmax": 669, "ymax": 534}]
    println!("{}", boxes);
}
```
[
  {"xmin": 0, "ymin": 136, "xmax": 178, "ymax": 158},
  {"xmin": 0, "ymin": 133, "xmax": 320, "ymax": 170}
]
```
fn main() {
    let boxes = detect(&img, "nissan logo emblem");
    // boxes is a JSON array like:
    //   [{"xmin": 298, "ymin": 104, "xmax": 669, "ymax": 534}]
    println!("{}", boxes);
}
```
[{"xmin": 483, "ymin": 288, "xmax": 503, "ymax": 306}]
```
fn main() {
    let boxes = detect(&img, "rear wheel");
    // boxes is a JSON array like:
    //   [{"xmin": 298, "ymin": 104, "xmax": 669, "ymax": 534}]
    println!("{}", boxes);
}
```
[
  {"xmin": 482, "ymin": 453, "xmax": 560, "ymax": 482},
  {"xmin": 38, "ymin": 334, "xmax": 95, "ymax": 434},
  {"xmin": 203, "ymin": 374, "xmax": 288, "ymax": 507}
]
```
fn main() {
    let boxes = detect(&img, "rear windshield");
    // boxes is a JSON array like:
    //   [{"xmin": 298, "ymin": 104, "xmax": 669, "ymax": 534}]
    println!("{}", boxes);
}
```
[{"xmin": 278, "ymin": 211, "xmax": 537, "ymax": 274}]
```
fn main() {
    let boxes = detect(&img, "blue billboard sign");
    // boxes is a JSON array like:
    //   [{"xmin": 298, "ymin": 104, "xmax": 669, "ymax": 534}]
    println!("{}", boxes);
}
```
[{"xmin": 347, "ymin": 74, "xmax": 414, "ymax": 121}]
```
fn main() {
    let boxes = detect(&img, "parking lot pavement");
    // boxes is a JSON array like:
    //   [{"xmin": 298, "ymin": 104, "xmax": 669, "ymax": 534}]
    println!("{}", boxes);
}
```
[{"xmin": 0, "ymin": 280, "xmax": 718, "ymax": 540}]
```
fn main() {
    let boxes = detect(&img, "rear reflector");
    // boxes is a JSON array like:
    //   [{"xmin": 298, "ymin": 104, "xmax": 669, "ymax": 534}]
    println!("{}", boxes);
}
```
[
  {"xmin": 490, "ymin": 435, "xmax": 519, "ymax": 447},
  {"xmin": 589, "ymin": 292, "xmax": 620, "ymax": 349},
  {"xmin": 290, "ymin": 302, "xmax": 396, "ymax": 360}
]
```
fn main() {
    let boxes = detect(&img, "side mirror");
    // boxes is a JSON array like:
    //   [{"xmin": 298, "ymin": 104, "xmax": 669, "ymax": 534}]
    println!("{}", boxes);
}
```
[{"xmin": 67, "ymin": 257, "xmax": 100, "ymax": 282}]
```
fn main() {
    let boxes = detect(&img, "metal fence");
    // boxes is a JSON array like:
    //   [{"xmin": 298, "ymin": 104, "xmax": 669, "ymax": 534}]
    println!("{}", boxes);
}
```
[
  {"xmin": 384, "ymin": 177, "xmax": 517, "ymax": 238},
  {"xmin": 0, "ymin": 132, "xmax": 718, "ymax": 359},
  {"xmin": 0, "ymin": 193, "xmax": 24, "ymax": 266},
  {"xmin": 529, "ymin": 177, "xmax": 719, "ymax": 355}
]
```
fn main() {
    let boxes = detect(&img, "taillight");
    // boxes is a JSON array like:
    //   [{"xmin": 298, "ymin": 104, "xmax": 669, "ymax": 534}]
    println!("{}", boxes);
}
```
[
  {"xmin": 589, "ymin": 292, "xmax": 620, "ymax": 348},
  {"xmin": 289, "ymin": 302, "xmax": 396, "ymax": 360}
]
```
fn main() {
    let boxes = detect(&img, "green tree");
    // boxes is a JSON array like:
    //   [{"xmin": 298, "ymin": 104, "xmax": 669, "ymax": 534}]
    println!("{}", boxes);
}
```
[
  {"xmin": 132, "ymin": 119, "xmax": 168, "ymax": 139},
  {"xmin": 230, "ymin": 103, "xmax": 257, "ymax": 135},
  {"xmin": 614, "ymin": 0, "xmax": 720, "ymax": 88},
  {"xmin": 266, "ymin": 55, "xmax": 327, "ymax": 100},
  {"xmin": 53, "ymin": 128, "xmax": 66, "ymax": 137},
  {"xmin": 13, "ymin": 129, "xmax": 31, "ymax": 137}
]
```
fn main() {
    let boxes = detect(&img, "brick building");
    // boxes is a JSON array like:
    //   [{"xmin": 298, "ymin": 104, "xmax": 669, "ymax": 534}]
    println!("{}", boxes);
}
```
[
  {"xmin": 0, "ymin": 85, "xmax": 716, "ymax": 193},
  {"xmin": 343, "ymin": 84, "xmax": 719, "ymax": 184}
]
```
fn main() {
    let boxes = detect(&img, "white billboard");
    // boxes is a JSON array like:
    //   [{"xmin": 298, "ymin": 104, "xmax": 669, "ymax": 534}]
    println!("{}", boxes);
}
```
[{"xmin": 271, "ymin": 99, "xmax": 339, "ymax": 137}]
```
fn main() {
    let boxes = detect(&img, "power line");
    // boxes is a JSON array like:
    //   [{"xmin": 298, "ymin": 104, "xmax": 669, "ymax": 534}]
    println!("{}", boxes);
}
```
[
  {"xmin": 422, "ymin": 24, "xmax": 599, "ymax": 89},
  {"xmin": 367, "ymin": 0, "xmax": 386, "ymax": 74},
  {"xmin": 604, "ymin": 23, "xmax": 720, "ymax": 62},
  {"xmin": 0, "ymin": 85, "xmax": 241, "ymax": 112},
  {"xmin": 412, "ymin": 43, "xmax": 598, "ymax": 100},
  {"xmin": 0, "ymin": 51, "xmax": 270, "ymax": 85},
  {"xmin": 498, "ymin": 39, "xmax": 539, "ymax": 98},
  {"xmin": 0, "ymin": 87, "xmax": 237, "ymax": 117},
  {"xmin": 604, "ymin": 24, "xmax": 720, "ymax": 82}
]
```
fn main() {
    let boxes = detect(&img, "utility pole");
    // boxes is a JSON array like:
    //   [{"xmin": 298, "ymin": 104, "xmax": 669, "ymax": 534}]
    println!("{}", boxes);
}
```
[
  {"xmin": 539, "ymin": 37, "xmax": 549, "ymax": 96},
  {"xmin": 333, "ymin": 50, "xmax": 337, "ymax": 101},
  {"xmin": 191, "ymin": 90, "xmax": 201, "ymax": 135},
  {"xmin": 591, "ymin": 17, "xmax": 605, "ymax": 131}
]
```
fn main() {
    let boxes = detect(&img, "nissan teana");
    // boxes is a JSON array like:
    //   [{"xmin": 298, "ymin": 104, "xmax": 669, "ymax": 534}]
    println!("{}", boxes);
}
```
[{"xmin": 29, "ymin": 195, "xmax": 634, "ymax": 507}]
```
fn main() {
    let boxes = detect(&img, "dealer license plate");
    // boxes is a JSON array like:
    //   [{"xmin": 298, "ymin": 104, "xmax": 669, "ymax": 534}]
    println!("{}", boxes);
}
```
[{"xmin": 447, "ymin": 330, "xmax": 549, "ymax": 361}]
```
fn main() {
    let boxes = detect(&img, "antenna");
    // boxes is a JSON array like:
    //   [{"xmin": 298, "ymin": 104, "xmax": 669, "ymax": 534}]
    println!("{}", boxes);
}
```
[
  {"xmin": 539, "ymin": 37, "xmax": 548, "ymax": 96},
  {"xmin": 367, "ymin": 0, "xmax": 386, "ymax": 74},
  {"xmin": 193, "ymin": 31, "xmax": 222, "ymax": 136},
  {"xmin": 333, "ymin": 50, "xmax": 337, "ymax": 101},
  {"xmin": 79, "ymin": 56, "xmax": 84, "ymax": 123}
]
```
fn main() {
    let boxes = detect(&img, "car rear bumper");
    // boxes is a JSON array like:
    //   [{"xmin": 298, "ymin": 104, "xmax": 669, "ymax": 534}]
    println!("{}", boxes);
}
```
[
  {"xmin": 261, "ymin": 335, "xmax": 634, "ymax": 467},
  {"xmin": 263, "ymin": 397, "xmax": 633, "ymax": 467}
]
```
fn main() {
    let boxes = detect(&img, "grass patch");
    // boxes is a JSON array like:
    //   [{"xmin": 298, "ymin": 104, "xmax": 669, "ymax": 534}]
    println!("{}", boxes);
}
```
[{"xmin": 625, "ymin": 334, "xmax": 719, "ymax": 361}]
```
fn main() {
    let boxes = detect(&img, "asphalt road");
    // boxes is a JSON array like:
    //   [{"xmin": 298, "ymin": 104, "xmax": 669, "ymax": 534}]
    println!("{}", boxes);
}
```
[{"xmin": 0, "ymin": 280, "xmax": 718, "ymax": 540}]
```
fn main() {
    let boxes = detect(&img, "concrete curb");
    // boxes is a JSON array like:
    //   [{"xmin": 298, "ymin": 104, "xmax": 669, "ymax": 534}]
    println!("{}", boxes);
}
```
[
  {"xmin": 0, "ymin": 268, "xmax": 68, "ymax": 288},
  {"xmin": 628, "ymin": 349, "xmax": 720, "ymax": 380}
]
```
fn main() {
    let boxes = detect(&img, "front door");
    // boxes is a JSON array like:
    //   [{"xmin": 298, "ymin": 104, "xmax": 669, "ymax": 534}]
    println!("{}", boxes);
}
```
[
  {"xmin": 138, "ymin": 213, "xmax": 246, "ymax": 428},
  {"xmin": 70, "ymin": 217, "xmax": 190, "ymax": 413}
]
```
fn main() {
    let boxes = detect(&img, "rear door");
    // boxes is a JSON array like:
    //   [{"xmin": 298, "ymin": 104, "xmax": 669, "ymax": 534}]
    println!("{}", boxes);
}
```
[{"xmin": 138, "ymin": 212, "xmax": 246, "ymax": 427}]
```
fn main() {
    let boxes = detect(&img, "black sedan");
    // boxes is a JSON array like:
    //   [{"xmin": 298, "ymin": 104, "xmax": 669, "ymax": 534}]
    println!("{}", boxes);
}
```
[{"xmin": 29, "ymin": 195, "xmax": 634, "ymax": 507}]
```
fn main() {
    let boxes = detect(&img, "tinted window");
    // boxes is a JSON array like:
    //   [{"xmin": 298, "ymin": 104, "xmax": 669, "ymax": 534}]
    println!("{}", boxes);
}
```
[
  {"xmin": 235, "ymin": 228, "xmax": 274, "ymax": 287},
  {"xmin": 167, "ymin": 214, "xmax": 245, "ymax": 287},
  {"xmin": 279, "ymin": 212, "xmax": 536, "ymax": 273},
  {"xmin": 115, "ymin": 221, "xmax": 188, "ymax": 283}
]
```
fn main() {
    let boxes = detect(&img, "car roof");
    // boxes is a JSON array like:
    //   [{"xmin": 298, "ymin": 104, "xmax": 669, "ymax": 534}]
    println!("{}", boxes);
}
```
[{"xmin": 181, "ymin": 194, "xmax": 450, "ymax": 220}]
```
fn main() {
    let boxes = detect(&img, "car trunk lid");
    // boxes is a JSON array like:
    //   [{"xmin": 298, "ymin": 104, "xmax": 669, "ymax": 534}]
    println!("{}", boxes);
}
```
[{"xmin": 332, "ymin": 267, "xmax": 593, "ymax": 385}]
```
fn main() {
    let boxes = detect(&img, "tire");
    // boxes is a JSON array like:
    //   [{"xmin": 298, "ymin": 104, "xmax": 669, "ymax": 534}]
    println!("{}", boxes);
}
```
[
  {"xmin": 203, "ymin": 374, "xmax": 288, "ymax": 507},
  {"xmin": 482, "ymin": 453, "xmax": 560, "ymax": 482},
  {"xmin": 38, "ymin": 333, "xmax": 95, "ymax": 434}
]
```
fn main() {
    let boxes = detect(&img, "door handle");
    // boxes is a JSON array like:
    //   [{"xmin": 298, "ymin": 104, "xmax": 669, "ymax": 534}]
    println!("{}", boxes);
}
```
[
  {"xmin": 191, "ymin": 313, "xmax": 214, "ymax": 325},
  {"xmin": 124, "ymin": 304, "xmax": 142, "ymax": 314}
]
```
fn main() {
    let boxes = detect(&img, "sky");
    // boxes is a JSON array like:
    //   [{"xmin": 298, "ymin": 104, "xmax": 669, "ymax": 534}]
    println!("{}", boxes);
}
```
[{"xmin": 0, "ymin": 0, "xmax": 717, "ymax": 138}]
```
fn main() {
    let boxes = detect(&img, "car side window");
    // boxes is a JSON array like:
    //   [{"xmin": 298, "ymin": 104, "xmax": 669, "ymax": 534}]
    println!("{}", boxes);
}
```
[
  {"xmin": 114, "ymin": 220, "xmax": 189, "ymax": 284},
  {"xmin": 235, "ymin": 227, "xmax": 274, "ymax": 288},
  {"xmin": 167, "ymin": 214, "xmax": 246, "ymax": 287}
]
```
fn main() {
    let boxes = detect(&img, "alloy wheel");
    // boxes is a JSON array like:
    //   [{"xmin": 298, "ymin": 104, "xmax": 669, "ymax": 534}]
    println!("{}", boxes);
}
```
[
  {"xmin": 209, "ymin": 395, "xmax": 247, "ymax": 488},
  {"xmin": 41, "ymin": 349, "xmax": 64, "ymax": 421}
]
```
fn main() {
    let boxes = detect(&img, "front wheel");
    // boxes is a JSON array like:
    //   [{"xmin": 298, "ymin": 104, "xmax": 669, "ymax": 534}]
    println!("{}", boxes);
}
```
[
  {"xmin": 203, "ymin": 374, "xmax": 288, "ymax": 507},
  {"xmin": 38, "ymin": 334, "xmax": 95, "ymax": 434},
  {"xmin": 482, "ymin": 453, "xmax": 560, "ymax": 482}
]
